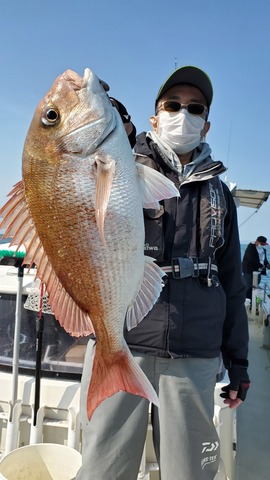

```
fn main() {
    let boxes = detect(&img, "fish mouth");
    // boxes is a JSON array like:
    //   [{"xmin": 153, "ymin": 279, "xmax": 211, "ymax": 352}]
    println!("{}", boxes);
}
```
[
  {"xmin": 65, "ymin": 68, "xmax": 117, "ymax": 154},
  {"xmin": 82, "ymin": 67, "xmax": 92, "ymax": 88}
]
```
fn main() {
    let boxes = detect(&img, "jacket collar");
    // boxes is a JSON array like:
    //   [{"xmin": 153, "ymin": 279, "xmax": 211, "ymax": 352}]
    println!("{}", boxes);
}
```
[{"xmin": 134, "ymin": 132, "xmax": 227, "ymax": 182}]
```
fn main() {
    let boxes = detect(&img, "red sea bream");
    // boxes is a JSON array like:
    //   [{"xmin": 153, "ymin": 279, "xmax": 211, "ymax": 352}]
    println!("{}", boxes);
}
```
[{"xmin": 0, "ymin": 68, "xmax": 179, "ymax": 419}]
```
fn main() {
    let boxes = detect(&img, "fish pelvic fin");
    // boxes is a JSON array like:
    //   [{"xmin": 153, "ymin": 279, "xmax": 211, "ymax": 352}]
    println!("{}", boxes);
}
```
[
  {"xmin": 87, "ymin": 343, "xmax": 159, "ymax": 420},
  {"xmin": 136, "ymin": 162, "xmax": 180, "ymax": 208},
  {"xmin": 0, "ymin": 181, "xmax": 94, "ymax": 337},
  {"xmin": 94, "ymin": 155, "xmax": 115, "ymax": 245},
  {"xmin": 126, "ymin": 256, "xmax": 165, "ymax": 331}
]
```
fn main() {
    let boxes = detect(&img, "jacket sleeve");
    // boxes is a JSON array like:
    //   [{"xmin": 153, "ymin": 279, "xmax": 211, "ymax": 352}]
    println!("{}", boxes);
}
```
[
  {"xmin": 243, "ymin": 243, "xmax": 261, "ymax": 271},
  {"xmin": 263, "ymin": 249, "xmax": 269, "ymax": 268},
  {"xmin": 215, "ymin": 183, "xmax": 249, "ymax": 364}
]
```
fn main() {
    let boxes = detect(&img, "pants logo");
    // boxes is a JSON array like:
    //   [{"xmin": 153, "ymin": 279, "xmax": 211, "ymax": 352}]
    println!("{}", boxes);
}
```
[
  {"xmin": 201, "ymin": 442, "xmax": 219, "ymax": 470},
  {"xmin": 201, "ymin": 441, "xmax": 219, "ymax": 453}
]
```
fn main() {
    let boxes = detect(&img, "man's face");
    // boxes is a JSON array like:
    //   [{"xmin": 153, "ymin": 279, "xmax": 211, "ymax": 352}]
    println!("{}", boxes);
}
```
[{"xmin": 151, "ymin": 84, "xmax": 210, "ymax": 137}]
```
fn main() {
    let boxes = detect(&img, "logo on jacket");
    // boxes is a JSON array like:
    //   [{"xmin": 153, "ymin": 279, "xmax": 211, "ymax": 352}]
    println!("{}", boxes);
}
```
[
  {"xmin": 209, "ymin": 182, "xmax": 219, "ymax": 248},
  {"xmin": 144, "ymin": 243, "xmax": 158, "ymax": 251}
]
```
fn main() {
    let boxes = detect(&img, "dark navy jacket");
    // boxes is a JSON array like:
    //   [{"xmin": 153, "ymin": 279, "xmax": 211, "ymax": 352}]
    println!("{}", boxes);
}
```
[
  {"xmin": 124, "ymin": 133, "xmax": 249, "ymax": 365},
  {"xmin": 242, "ymin": 242, "xmax": 269, "ymax": 275}
]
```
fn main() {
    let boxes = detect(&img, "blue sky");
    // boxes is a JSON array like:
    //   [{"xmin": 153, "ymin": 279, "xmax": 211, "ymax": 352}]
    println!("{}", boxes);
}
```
[{"xmin": 0, "ymin": 0, "xmax": 269, "ymax": 243}]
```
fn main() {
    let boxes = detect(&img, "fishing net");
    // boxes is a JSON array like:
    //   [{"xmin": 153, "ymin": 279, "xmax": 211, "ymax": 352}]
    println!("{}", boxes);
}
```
[{"xmin": 24, "ymin": 279, "xmax": 53, "ymax": 314}]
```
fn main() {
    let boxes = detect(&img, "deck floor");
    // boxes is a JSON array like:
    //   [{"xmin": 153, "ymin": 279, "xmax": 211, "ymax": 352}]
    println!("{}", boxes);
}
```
[{"xmin": 235, "ymin": 318, "xmax": 270, "ymax": 480}]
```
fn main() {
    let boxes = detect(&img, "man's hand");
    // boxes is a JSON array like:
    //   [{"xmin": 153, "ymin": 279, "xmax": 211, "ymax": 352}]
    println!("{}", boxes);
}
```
[{"xmin": 220, "ymin": 363, "xmax": 250, "ymax": 409}]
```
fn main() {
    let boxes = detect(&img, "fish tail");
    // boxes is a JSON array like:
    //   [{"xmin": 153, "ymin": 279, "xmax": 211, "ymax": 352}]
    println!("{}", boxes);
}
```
[{"xmin": 86, "ymin": 344, "xmax": 159, "ymax": 420}]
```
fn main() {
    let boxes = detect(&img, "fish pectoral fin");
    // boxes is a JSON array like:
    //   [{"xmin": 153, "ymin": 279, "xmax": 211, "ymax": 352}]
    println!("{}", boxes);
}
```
[
  {"xmin": 126, "ymin": 256, "xmax": 165, "ymax": 331},
  {"xmin": 86, "ymin": 343, "xmax": 159, "ymax": 420},
  {"xmin": 94, "ymin": 154, "xmax": 115, "ymax": 244},
  {"xmin": 136, "ymin": 162, "xmax": 180, "ymax": 207}
]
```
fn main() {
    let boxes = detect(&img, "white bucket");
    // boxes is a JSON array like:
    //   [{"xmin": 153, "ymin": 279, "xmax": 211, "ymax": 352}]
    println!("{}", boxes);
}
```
[{"xmin": 0, "ymin": 443, "xmax": 82, "ymax": 479}]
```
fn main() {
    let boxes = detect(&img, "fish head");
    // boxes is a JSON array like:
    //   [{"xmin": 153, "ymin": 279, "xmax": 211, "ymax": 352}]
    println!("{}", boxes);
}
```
[
  {"xmin": 23, "ymin": 67, "xmax": 118, "ymax": 173},
  {"xmin": 21, "ymin": 67, "xmax": 132, "ymax": 246}
]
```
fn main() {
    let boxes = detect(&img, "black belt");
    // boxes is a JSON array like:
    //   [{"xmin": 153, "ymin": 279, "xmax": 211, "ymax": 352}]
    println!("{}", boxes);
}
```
[{"xmin": 161, "ymin": 257, "xmax": 218, "ymax": 285}]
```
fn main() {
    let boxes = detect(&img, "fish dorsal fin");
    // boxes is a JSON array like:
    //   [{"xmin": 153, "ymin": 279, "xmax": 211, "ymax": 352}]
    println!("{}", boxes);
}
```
[
  {"xmin": 136, "ymin": 162, "xmax": 179, "ymax": 207},
  {"xmin": 0, "ymin": 181, "xmax": 94, "ymax": 337},
  {"xmin": 126, "ymin": 256, "xmax": 165, "ymax": 331}
]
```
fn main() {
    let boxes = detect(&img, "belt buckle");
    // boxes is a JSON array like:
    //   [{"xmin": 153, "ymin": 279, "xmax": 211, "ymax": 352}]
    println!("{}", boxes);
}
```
[
  {"xmin": 191, "ymin": 257, "xmax": 200, "ymax": 278},
  {"xmin": 172, "ymin": 257, "xmax": 194, "ymax": 279}
]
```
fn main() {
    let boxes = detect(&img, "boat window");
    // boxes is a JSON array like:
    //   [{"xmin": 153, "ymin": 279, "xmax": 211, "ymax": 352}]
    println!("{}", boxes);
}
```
[{"xmin": 0, "ymin": 264, "xmax": 89, "ymax": 379}]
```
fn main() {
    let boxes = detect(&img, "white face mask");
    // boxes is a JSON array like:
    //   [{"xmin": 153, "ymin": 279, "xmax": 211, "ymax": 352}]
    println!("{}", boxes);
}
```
[
  {"xmin": 257, "ymin": 245, "xmax": 264, "ymax": 254},
  {"xmin": 157, "ymin": 109, "xmax": 206, "ymax": 154}
]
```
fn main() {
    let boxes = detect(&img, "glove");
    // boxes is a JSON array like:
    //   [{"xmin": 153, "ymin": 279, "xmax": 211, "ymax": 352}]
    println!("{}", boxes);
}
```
[
  {"xmin": 110, "ymin": 97, "xmax": 137, "ymax": 148},
  {"xmin": 110, "ymin": 97, "xmax": 130, "ymax": 123},
  {"xmin": 98, "ymin": 80, "xmax": 137, "ymax": 148},
  {"xmin": 220, "ymin": 362, "xmax": 250, "ymax": 402},
  {"xmin": 99, "ymin": 78, "xmax": 110, "ymax": 92}
]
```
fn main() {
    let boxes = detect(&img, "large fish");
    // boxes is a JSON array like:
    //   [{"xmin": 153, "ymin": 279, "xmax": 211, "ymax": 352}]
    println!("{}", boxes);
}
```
[{"xmin": 0, "ymin": 68, "xmax": 179, "ymax": 420}]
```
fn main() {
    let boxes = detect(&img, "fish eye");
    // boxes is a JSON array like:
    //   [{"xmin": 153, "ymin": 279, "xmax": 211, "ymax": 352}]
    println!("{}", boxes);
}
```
[{"xmin": 41, "ymin": 106, "xmax": 60, "ymax": 126}]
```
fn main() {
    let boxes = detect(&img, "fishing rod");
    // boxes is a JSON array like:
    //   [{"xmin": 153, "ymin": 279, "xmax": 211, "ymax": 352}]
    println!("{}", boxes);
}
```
[{"xmin": 33, "ymin": 282, "xmax": 45, "ymax": 427}]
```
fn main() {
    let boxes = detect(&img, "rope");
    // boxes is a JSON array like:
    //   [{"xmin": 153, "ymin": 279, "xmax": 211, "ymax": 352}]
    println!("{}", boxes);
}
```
[{"xmin": 239, "ymin": 209, "xmax": 259, "ymax": 228}]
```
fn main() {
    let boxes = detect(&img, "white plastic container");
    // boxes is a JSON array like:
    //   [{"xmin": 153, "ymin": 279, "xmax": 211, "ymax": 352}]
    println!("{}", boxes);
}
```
[{"xmin": 0, "ymin": 443, "xmax": 82, "ymax": 479}]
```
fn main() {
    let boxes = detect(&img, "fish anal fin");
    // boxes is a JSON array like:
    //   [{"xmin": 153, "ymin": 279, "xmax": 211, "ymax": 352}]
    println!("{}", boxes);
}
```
[
  {"xmin": 51, "ymin": 283, "xmax": 95, "ymax": 337},
  {"xmin": 126, "ymin": 256, "xmax": 165, "ymax": 331},
  {"xmin": 87, "ymin": 344, "xmax": 159, "ymax": 420}
]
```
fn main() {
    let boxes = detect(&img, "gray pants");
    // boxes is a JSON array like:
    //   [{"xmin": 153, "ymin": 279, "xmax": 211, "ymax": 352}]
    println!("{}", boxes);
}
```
[{"xmin": 76, "ymin": 340, "xmax": 220, "ymax": 480}]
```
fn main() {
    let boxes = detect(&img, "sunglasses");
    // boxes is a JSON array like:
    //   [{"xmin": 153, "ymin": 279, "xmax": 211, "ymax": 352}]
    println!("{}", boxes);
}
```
[{"xmin": 158, "ymin": 100, "xmax": 208, "ymax": 116}]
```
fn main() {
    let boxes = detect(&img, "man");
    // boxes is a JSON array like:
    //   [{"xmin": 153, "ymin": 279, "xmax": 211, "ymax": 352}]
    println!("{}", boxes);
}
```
[
  {"xmin": 77, "ymin": 66, "xmax": 250, "ymax": 480},
  {"xmin": 242, "ymin": 235, "xmax": 270, "ymax": 301}
]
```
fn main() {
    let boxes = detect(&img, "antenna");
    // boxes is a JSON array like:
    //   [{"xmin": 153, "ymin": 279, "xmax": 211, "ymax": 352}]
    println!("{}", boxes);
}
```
[
  {"xmin": 174, "ymin": 57, "xmax": 178, "ymax": 70},
  {"xmin": 226, "ymin": 121, "xmax": 233, "ymax": 168}
]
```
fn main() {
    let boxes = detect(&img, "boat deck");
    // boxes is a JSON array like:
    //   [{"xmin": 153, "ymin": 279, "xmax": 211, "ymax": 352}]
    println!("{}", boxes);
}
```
[
  {"xmin": 235, "ymin": 316, "xmax": 270, "ymax": 480},
  {"xmin": 0, "ymin": 266, "xmax": 270, "ymax": 479}
]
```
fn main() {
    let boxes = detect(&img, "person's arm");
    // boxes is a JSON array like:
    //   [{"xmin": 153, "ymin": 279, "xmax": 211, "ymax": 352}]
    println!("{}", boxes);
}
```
[
  {"xmin": 263, "ymin": 250, "xmax": 270, "ymax": 269},
  {"xmin": 244, "ymin": 244, "xmax": 261, "ymax": 271},
  {"xmin": 216, "ymin": 183, "xmax": 250, "ymax": 408}
]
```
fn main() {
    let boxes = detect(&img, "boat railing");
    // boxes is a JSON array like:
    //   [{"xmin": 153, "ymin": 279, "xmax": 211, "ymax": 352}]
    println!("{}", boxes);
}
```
[{"xmin": 248, "ymin": 271, "xmax": 270, "ymax": 350}]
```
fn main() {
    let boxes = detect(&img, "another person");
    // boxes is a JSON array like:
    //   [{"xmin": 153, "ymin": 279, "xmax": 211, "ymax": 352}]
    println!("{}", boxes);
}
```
[
  {"xmin": 242, "ymin": 235, "xmax": 270, "ymax": 301},
  {"xmin": 77, "ymin": 66, "xmax": 250, "ymax": 480}
]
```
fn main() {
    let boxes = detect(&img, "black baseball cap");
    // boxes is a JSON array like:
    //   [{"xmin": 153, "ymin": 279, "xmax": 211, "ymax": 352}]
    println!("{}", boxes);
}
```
[
  {"xmin": 155, "ymin": 66, "xmax": 213, "ymax": 110},
  {"xmin": 256, "ymin": 236, "xmax": 268, "ymax": 245}
]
